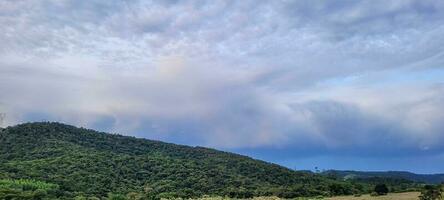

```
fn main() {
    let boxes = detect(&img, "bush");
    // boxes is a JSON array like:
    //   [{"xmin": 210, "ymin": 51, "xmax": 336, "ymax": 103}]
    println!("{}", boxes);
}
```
[
  {"xmin": 419, "ymin": 185, "xmax": 442, "ymax": 200},
  {"xmin": 374, "ymin": 184, "xmax": 389, "ymax": 195}
]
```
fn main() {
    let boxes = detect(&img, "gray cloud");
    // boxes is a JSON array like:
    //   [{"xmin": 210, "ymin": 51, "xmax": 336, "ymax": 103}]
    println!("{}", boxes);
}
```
[{"xmin": 0, "ymin": 0, "xmax": 444, "ymax": 161}]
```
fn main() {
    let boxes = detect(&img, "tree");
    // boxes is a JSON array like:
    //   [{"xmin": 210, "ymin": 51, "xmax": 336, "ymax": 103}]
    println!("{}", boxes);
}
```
[
  {"xmin": 107, "ymin": 193, "xmax": 126, "ymax": 200},
  {"xmin": 74, "ymin": 196, "xmax": 87, "ymax": 200},
  {"xmin": 374, "ymin": 184, "xmax": 389, "ymax": 195},
  {"xmin": 419, "ymin": 185, "xmax": 442, "ymax": 200}
]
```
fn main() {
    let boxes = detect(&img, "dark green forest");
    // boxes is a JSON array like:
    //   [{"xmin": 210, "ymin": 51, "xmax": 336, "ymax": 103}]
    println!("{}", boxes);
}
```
[
  {"xmin": 322, "ymin": 170, "xmax": 444, "ymax": 184},
  {"xmin": 0, "ymin": 122, "xmax": 422, "ymax": 199}
]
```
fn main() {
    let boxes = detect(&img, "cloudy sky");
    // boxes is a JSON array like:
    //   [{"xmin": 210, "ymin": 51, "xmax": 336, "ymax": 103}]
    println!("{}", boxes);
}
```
[{"xmin": 1, "ymin": 0, "xmax": 444, "ymax": 173}]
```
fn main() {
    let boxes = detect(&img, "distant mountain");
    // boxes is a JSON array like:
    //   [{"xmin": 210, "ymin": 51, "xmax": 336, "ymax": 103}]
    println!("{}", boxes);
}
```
[
  {"xmin": 323, "ymin": 170, "xmax": 444, "ymax": 184},
  {"xmin": 0, "ymin": 122, "xmax": 366, "ymax": 199}
]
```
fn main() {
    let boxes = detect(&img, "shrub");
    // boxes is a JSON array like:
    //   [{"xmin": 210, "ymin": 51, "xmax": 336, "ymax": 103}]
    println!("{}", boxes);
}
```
[
  {"xmin": 374, "ymin": 184, "xmax": 389, "ymax": 195},
  {"xmin": 419, "ymin": 185, "xmax": 442, "ymax": 200}
]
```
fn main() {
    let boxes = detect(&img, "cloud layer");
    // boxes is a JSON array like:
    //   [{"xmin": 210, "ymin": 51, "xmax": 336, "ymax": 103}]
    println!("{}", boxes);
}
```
[{"xmin": 1, "ymin": 0, "xmax": 444, "ymax": 172}]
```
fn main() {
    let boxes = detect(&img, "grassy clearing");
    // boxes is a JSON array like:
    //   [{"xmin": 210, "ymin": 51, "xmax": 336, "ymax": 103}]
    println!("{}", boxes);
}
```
[{"xmin": 324, "ymin": 192, "xmax": 420, "ymax": 200}]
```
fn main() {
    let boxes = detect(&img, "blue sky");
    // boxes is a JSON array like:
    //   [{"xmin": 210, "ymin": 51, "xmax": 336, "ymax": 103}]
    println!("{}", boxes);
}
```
[{"xmin": 1, "ymin": 0, "xmax": 444, "ymax": 173}]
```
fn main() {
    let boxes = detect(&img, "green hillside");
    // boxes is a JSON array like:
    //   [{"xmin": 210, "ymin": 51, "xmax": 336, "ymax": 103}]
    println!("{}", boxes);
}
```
[{"xmin": 0, "ymin": 122, "xmax": 414, "ymax": 199}]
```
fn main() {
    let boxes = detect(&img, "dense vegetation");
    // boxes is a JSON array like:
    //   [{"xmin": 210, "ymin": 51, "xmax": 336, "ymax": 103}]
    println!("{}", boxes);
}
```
[
  {"xmin": 0, "ymin": 122, "xmax": 423, "ymax": 199},
  {"xmin": 373, "ymin": 184, "xmax": 389, "ymax": 195},
  {"xmin": 350, "ymin": 177, "xmax": 422, "ymax": 193},
  {"xmin": 419, "ymin": 185, "xmax": 443, "ymax": 200},
  {"xmin": 323, "ymin": 170, "xmax": 444, "ymax": 184},
  {"xmin": 0, "ymin": 179, "xmax": 60, "ymax": 199}
]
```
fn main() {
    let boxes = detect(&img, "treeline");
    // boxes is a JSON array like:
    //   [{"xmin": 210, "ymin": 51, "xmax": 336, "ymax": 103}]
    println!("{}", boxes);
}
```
[
  {"xmin": 1, "ymin": 178, "xmax": 440, "ymax": 200},
  {"xmin": 322, "ymin": 171, "xmax": 423, "ymax": 194},
  {"xmin": 322, "ymin": 170, "xmax": 444, "ymax": 184}
]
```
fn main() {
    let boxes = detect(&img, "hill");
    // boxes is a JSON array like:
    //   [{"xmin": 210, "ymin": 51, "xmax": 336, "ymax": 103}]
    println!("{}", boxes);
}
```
[
  {"xmin": 323, "ymin": 170, "xmax": 444, "ymax": 184},
  {"xmin": 0, "ymin": 122, "xmax": 368, "ymax": 199}
]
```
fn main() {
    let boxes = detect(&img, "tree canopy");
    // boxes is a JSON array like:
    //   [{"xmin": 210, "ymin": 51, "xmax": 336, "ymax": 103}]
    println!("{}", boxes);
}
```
[{"xmin": 0, "ymin": 122, "xmax": 422, "ymax": 199}]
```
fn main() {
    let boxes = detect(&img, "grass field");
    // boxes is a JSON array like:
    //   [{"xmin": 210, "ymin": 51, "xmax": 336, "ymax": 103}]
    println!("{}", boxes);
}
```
[{"xmin": 325, "ymin": 192, "xmax": 420, "ymax": 200}]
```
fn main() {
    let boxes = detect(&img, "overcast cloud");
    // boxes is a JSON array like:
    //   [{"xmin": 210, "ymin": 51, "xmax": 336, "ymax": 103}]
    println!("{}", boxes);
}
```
[{"xmin": 1, "ymin": 0, "xmax": 444, "ymax": 173}]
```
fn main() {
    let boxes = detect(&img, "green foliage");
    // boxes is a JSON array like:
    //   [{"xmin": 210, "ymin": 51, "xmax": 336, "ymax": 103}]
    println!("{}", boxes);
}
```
[
  {"xmin": 374, "ymin": 184, "xmax": 389, "ymax": 195},
  {"xmin": 108, "ymin": 193, "xmax": 127, "ymax": 200},
  {"xmin": 349, "ymin": 177, "xmax": 421, "ymax": 193},
  {"xmin": 0, "ymin": 179, "xmax": 59, "ymax": 191},
  {"xmin": 0, "ymin": 179, "xmax": 60, "ymax": 199},
  {"xmin": 419, "ymin": 185, "xmax": 443, "ymax": 200},
  {"xmin": 323, "ymin": 170, "xmax": 444, "ymax": 184}
]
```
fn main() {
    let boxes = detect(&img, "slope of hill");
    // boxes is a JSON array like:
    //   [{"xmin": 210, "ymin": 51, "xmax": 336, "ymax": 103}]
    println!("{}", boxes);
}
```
[
  {"xmin": 323, "ymin": 170, "xmax": 444, "ymax": 184},
  {"xmin": 0, "ymin": 122, "xmax": 367, "ymax": 199}
]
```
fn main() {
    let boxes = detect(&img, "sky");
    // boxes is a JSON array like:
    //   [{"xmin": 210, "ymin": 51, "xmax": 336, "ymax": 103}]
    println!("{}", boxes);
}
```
[{"xmin": 1, "ymin": 0, "xmax": 444, "ymax": 174}]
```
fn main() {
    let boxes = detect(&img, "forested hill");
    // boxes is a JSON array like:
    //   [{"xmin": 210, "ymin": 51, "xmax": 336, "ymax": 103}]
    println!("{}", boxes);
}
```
[
  {"xmin": 323, "ymin": 170, "xmax": 444, "ymax": 184},
  {"xmin": 0, "ymin": 122, "xmax": 363, "ymax": 199}
]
